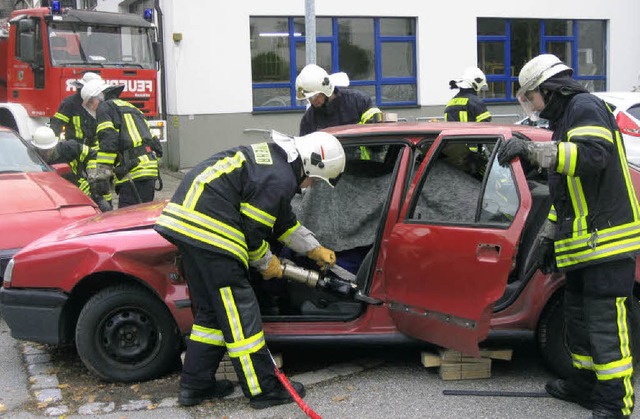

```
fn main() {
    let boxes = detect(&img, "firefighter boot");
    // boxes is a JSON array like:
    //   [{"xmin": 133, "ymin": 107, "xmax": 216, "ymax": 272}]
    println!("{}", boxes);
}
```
[
  {"xmin": 545, "ymin": 378, "xmax": 594, "ymax": 409},
  {"xmin": 249, "ymin": 380, "xmax": 306, "ymax": 409},
  {"xmin": 592, "ymin": 408, "xmax": 630, "ymax": 418},
  {"xmin": 178, "ymin": 379, "xmax": 234, "ymax": 406}
]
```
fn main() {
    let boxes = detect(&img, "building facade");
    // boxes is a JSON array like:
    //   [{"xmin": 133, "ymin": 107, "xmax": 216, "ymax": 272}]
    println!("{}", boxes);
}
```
[{"xmin": 101, "ymin": 1, "xmax": 640, "ymax": 169}]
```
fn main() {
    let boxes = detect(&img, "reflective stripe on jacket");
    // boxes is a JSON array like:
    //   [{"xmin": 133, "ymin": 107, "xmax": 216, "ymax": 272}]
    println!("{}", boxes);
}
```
[
  {"xmin": 548, "ymin": 93, "xmax": 640, "ymax": 270},
  {"xmin": 299, "ymin": 87, "xmax": 373, "ymax": 136},
  {"xmin": 50, "ymin": 92, "xmax": 98, "ymax": 146},
  {"xmin": 154, "ymin": 142, "xmax": 303, "ymax": 268},
  {"xmin": 444, "ymin": 89, "xmax": 492, "ymax": 122}
]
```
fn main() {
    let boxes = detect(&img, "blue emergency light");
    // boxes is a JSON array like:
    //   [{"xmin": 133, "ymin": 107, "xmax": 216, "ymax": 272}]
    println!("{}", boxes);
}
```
[
  {"xmin": 51, "ymin": 0, "xmax": 62, "ymax": 14},
  {"xmin": 143, "ymin": 8, "xmax": 153, "ymax": 22}
]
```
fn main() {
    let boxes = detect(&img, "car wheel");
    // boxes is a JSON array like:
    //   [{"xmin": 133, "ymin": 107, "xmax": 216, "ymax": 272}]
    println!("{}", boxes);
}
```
[
  {"xmin": 75, "ymin": 285, "xmax": 182, "ymax": 382},
  {"xmin": 537, "ymin": 289, "xmax": 640, "ymax": 378}
]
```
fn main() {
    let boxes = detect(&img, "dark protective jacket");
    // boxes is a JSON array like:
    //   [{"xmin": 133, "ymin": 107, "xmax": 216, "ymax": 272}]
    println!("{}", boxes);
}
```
[
  {"xmin": 95, "ymin": 99, "xmax": 160, "ymax": 186},
  {"xmin": 544, "ymin": 92, "xmax": 640, "ymax": 270},
  {"xmin": 444, "ymin": 89, "xmax": 492, "ymax": 122},
  {"xmin": 154, "ymin": 142, "xmax": 305, "ymax": 269},
  {"xmin": 299, "ymin": 87, "xmax": 373, "ymax": 136},
  {"xmin": 49, "ymin": 140, "xmax": 97, "ymax": 196},
  {"xmin": 50, "ymin": 92, "xmax": 98, "ymax": 146}
]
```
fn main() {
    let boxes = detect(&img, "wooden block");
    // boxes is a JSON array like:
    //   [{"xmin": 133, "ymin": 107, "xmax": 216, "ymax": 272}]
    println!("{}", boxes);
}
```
[
  {"xmin": 421, "ymin": 352, "xmax": 443, "ymax": 368},
  {"xmin": 479, "ymin": 349, "xmax": 513, "ymax": 361},
  {"xmin": 438, "ymin": 358, "xmax": 492, "ymax": 381}
]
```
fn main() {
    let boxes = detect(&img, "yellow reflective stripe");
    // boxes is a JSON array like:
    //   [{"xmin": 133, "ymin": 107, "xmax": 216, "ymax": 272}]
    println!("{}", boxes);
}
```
[
  {"xmin": 359, "ymin": 107, "xmax": 381, "ymax": 124},
  {"xmin": 248, "ymin": 240, "xmax": 269, "ymax": 261},
  {"xmin": 78, "ymin": 178, "xmax": 91, "ymax": 195},
  {"xmin": 240, "ymin": 202, "xmax": 276, "ymax": 228},
  {"xmin": 113, "ymin": 99, "xmax": 138, "ymax": 109},
  {"xmin": 123, "ymin": 113, "xmax": 143, "ymax": 147},
  {"xmin": 69, "ymin": 160, "xmax": 78, "ymax": 175},
  {"xmin": 567, "ymin": 125, "xmax": 614, "ymax": 144},
  {"xmin": 555, "ymin": 227, "xmax": 640, "ymax": 268},
  {"xmin": 183, "ymin": 152, "xmax": 246, "ymax": 210},
  {"xmin": 567, "ymin": 176, "xmax": 588, "ymax": 237},
  {"xmin": 277, "ymin": 221, "xmax": 300, "ymax": 242},
  {"xmin": 359, "ymin": 146, "xmax": 371, "ymax": 160},
  {"xmin": 163, "ymin": 203, "xmax": 246, "ymax": 247},
  {"xmin": 571, "ymin": 353, "xmax": 594, "ymax": 370},
  {"xmin": 622, "ymin": 376, "xmax": 634, "ymax": 415},
  {"xmin": 460, "ymin": 111, "xmax": 468, "ymax": 122},
  {"xmin": 72, "ymin": 116, "xmax": 83, "ymax": 139},
  {"xmin": 54, "ymin": 112, "xmax": 70, "ymax": 123},
  {"xmin": 556, "ymin": 220, "xmax": 640, "ymax": 251},
  {"xmin": 557, "ymin": 142, "xmax": 578, "ymax": 176},
  {"xmin": 251, "ymin": 143, "xmax": 273, "ymax": 165},
  {"xmin": 85, "ymin": 160, "xmax": 96, "ymax": 170},
  {"xmin": 615, "ymin": 130, "xmax": 640, "ymax": 222},
  {"xmin": 226, "ymin": 330, "xmax": 266, "ymax": 357},
  {"xmin": 96, "ymin": 121, "xmax": 115, "ymax": 133},
  {"xmin": 594, "ymin": 356, "xmax": 633, "ymax": 380},
  {"xmin": 476, "ymin": 111, "xmax": 492, "ymax": 122},
  {"xmin": 446, "ymin": 98, "xmax": 469, "ymax": 107},
  {"xmin": 220, "ymin": 287, "xmax": 262, "ymax": 395},
  {"xmin": 548, "ymin": 206, "xmax": 558, "ymax": 222},
  {"xmin": 96, "ymin": 152, "xmax": 116, "ymax": 165},
  {"xmin": 189, "ymin": 324, "xmax": 225, "ymax": 346},
  {"xmin": 617, "ymin": 297, "xmax": 631, "ymax": 358}
]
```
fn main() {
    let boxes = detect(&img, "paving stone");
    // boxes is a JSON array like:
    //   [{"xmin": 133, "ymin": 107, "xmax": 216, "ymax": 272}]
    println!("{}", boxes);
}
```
[
  {"xmin": 34, "ymin": 388, "xmax": 62, "ymax": 404},
  {"xmin": 121, "ymin": 399, "xmax": 152, "ymax": 411},
  {"xmin": 28, "ymin": 363, "xmax": 53, "ymax": 376},
  {"xmin": 24, "ymin": 353, "xmax": 51, "ymax": 364},
  {"xmin": 30, "ymin": 374, "xmax": 59, "ymax": 390},
  {"xmin": 44, "ymin": 405, "xmax": 68, "ymax": 416},
  {"xmin": 157, "ymin": 397, "xmax": 179, "ymax": 408},
  {"xmin": 78, "ymin": 401, "xmax": 115, "ymax": 415},
  {"xmin": 22, "ymin": 344, "xmax": 47, "ymax": 355}
]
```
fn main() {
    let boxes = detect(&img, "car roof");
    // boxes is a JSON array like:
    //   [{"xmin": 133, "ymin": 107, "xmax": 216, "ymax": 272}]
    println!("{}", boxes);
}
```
[
  {"xmin": 592, "ymin": 91, "xmax": 640, "ymax": 109},
  {"xmin": 322, "ymin": 121, "xmax": 550, "ymax": 144}
]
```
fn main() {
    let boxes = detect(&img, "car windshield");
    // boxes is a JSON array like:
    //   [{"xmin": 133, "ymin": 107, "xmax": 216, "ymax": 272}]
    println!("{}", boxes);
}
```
[
  {"xmin": 627, "ymin": 104, "xmax": 640, "ymax": 121},
  {"xmin": 0, "ymin": 131, "xmax": 49, "ymax": 173},
  {"xmin": 47, "ymin": 22, "xmax": 155, "ymax": 69}
]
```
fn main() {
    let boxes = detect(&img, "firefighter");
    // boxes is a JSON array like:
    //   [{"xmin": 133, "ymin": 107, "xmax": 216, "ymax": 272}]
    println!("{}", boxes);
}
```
[
  {"xmin": 498, "ymin": 53, "xmax": 639, "ymax": 419},
  {"xmin": 153, "ymin": 131, "xmax": 345, "ymax": 409},
  {"xmin": 30, "ymin": 126, "xmax": 111, "ymax": 212},
  {"xmin": 444, "ymin": 67, "xmax": 492, "ymax": 122},
  {"xmin": 82, "ymin": 79, "xmax": 163, "ymax": 209}
]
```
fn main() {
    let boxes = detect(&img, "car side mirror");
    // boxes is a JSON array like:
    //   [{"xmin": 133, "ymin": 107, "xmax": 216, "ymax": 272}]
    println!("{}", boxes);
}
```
[{"xmin": 51, "ymin": 163, "xmax": 72, "ymax": 176}]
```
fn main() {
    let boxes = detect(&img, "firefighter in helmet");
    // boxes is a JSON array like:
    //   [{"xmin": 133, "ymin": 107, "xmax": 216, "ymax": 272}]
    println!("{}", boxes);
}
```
[
  {"xmin": 31, "ymin": 126, "xmax": 111, "ymax": 212},
  {"xmin": 444, "ymin": 66, "xmax": 492, "ymax": 122},
  {"xmin": 154, "ymin": 131, "xmax": 344, "ymax": 409},
  {"xmin": 82, "ymin": 79, "xmax": 163, "ymax": 209},
  {"xmin": 498, "ymin": 53, "xmax": 639, "ymax": 419}
]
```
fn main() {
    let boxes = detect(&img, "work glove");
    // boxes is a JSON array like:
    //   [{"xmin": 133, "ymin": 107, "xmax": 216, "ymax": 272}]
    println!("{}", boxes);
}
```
[
  {"xmin": 533, "ymin": 219, "xmax": 558, "ymax": 274},
  {"xmin": 306, "ymin": 246, "xmax": 336, "ymax": 268},
  {"xmin": 89, "ymin": 179, "xmax": 111, "ymax": 196},
  {"xmin": 260, "ymin": 255, "xmax": 283, "ymax": 280},
  {"xmin": 92, "ymin": 195, "xmax": 113, "ymax": 212},
  {"xmin": 497, "ymin": 138, "xmax": 558, "ymax": 169}
]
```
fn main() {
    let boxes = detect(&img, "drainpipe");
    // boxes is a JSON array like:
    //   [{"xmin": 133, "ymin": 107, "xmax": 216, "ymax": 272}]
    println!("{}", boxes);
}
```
[{"xmin": 154, "ymin": 0, "xmax": 167, "ymax": 121}]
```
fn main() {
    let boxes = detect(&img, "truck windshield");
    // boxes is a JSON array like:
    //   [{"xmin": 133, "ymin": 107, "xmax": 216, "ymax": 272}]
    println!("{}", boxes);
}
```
[{"xmin": 47, "ymin": 22, "xmax": 154, "ymax": 69}]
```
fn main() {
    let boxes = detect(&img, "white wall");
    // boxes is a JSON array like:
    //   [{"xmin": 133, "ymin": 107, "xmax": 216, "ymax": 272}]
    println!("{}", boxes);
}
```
[{"xmin": 111, "ymin": 0, "xmax": 640, "ymax": 114}]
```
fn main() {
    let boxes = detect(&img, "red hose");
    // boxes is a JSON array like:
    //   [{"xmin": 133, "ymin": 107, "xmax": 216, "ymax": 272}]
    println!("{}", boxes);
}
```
[{"xmin": 270, "ymin": 352, "xmax": 322, "ymax": 419}]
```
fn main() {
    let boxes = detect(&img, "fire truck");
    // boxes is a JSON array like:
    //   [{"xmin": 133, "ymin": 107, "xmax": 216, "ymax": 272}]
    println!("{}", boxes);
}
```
[{"xmin": 0, "ymin": 3, "xmax": 165, "ymax": 141}]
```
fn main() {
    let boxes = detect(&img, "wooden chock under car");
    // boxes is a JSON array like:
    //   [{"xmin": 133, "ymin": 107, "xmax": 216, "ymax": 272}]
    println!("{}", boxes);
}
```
[{"xmin": 421, "ymin": 349, "xmax": 513, "ymax": 381}]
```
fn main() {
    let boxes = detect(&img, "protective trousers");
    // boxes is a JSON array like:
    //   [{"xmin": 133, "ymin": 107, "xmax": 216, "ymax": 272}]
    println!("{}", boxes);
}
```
[
  {"xmin": 176, "ymin": 241, "xmax": 278, "ymax": 398},
  {"xmin": 564, "ymin": 257, "xmax": 636, "ymax": 416},
  {"xmin": 117, "ymin": 178, "xmax": 155, "ymax": 208}
]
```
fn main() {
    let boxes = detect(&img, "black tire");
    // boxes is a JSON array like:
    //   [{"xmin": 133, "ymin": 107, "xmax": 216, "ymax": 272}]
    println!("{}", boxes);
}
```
[
  {"xmin": 75, "ymin": 285, "xmax": 182, "ymax": 382},
  {"xmin": 537, "ymin": 290, "xmax": 640, "ymax": 378}
]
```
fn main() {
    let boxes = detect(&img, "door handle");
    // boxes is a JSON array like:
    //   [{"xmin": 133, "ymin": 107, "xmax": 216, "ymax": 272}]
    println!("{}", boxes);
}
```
[{"xmin": 476, "ymin": 243, "xmax": 501, "ymax": 261}]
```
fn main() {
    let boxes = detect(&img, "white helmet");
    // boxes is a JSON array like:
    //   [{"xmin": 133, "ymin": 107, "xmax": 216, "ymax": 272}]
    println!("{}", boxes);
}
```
[
  {"xmin": 31, "ymin": 127, "xmax": 58, "ymax": 150},
  {"xmin": 81, "ymin": 79, "xmax": 111, "ymax": 103},
  {"xmin": 73, "ymin": 72, "xmax": 102, "ymax": 88},
  {"xmin": 517, "ymin": 54, "xmax": 572, "ymax": 98},
  {"xmin": 294, "ymin": 131, "xmax": 346, "ymax": 187},
  {"xmin": 295, "ymin": 64, "xmax": 350, "ymax": 100},
  {"xmin": 451, "ymin": 67, "xmax": 488, "ymax": 92}
]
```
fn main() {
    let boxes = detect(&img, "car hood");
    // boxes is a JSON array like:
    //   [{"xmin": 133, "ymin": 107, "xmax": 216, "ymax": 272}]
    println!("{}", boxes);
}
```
[
  {"xmin": 41, "ymin": 199, "xmax": 168, "ymax": 243},
  {"xmin": 0, "ymin": 172, "xmax": 93, "ymax": 214}
]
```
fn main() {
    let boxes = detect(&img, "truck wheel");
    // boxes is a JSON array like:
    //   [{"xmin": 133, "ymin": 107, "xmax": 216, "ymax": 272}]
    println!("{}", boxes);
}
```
[
  {"xmin": 75, "ymin": 285, "xmax": 182, "ymax": 382},
  {"xmin": 537, "ymin": 290, "xmax": 640, "ymax": 378}
]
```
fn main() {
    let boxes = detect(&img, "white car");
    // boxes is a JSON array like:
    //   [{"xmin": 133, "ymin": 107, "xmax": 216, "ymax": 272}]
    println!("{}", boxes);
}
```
[{"xmin": 592, "ymin": 92, "xmax": 640, "ymax": 166}]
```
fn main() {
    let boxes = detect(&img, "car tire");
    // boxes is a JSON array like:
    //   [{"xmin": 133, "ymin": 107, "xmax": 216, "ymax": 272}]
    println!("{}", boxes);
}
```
[
  {"xmin": 537, "ymin": 289, "xmax": 640, "ymax": 378},
  {"xmin": 75, "ymin": 285, "xmax": 182, "ymax": 382}
]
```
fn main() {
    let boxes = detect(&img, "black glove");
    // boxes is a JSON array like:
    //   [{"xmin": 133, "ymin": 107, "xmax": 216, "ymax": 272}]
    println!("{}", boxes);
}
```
[
  {"xmin": 92, "ymin": 195, "xmax": 113, "ymax": 212},
  {"xmin": 534, "ymin": 236, "xmax": 557, "ymax": 274},
  {"xmin": 497, "ymin": 137, "xmax": 529, "ymax": 167},
  {"xmin": 90, "ymin": 179, "xmax": 111, "ymax": 196}
]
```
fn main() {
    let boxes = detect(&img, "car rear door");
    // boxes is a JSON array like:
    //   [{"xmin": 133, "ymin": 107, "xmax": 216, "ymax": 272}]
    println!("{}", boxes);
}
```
[{"xmin": 383, "ymin": 127, "xmax": 531, "ymax": 356}]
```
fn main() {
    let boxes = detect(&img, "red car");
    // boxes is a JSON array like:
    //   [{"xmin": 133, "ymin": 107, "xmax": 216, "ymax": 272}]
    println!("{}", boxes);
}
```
[
  {"xmin": 0, "ymin": 126, "xmax": 99, "ymax": 281},
  {"xmin": 2, "ymin": 122, "xmax": 639, "ymax": 383}
]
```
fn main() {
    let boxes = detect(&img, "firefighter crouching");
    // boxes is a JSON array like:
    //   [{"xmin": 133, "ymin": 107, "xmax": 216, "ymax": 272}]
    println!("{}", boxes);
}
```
[
  {"xmin": 498, "ymin": 53, "xmax": 639, "ymax": 419},
  {"xmin": 31, "ymin": 126, "xmax": 112, "ymax": 212},
  {"xmin": 81, "ymin": 79, "xmax": 163, "ymax": 209},
  {"xmin": 153, "ymin": 131, "xmax": 344, "ymax": 409}
]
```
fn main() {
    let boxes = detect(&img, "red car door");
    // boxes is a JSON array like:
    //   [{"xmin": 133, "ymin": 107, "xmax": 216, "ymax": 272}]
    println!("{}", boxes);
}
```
[{"xmin": 383, "ymin": 127, "xmax": 531, "ymax": 356}]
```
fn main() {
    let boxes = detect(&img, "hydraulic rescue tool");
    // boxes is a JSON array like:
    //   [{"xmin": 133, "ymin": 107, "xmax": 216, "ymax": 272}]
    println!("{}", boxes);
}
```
[{"xmin": 280, "ymin": 260, "xmax": 382, "ymax": 305}]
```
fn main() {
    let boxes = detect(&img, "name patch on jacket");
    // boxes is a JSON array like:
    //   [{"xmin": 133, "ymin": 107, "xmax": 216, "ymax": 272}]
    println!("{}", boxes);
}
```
[{"xmin": 251, "ymin": 143, "xmax": 273, "ymax": 165}]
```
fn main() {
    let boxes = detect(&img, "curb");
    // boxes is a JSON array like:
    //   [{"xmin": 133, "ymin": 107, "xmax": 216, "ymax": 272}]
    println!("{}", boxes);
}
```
[{"xmin": 20, "ymin": 342, "xmax": 382, "ymax": 416}]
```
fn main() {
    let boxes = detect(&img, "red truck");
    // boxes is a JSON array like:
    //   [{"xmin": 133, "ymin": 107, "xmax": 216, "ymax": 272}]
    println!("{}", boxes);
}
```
[{"xmin": 0, "ymin": 5, "xmax": 165, "ymax": 141}]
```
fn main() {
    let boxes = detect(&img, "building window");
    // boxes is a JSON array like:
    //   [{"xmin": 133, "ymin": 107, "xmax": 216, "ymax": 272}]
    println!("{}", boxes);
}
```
[
  {"xmin": 477, "ymin": 18, "xmax": 607, "ymax": 102},
  {"xmin": 250, "ymin": 16, "xmax": 417, "ymax": 111}
]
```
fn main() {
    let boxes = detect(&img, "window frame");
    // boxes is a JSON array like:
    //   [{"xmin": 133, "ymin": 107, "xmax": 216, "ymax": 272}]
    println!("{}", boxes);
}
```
[
  {"xmin": 251, "ymin": 16, "xmax": 417, "ymax": 112},
  {"xmin": 477, "ymin": 18, "xmax": 607, "ymax": 103}
]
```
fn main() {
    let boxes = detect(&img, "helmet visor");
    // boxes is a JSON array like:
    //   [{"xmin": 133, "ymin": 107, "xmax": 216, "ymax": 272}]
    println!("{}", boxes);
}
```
[{"xmin": 517, "ymin": 92, "xmax": 541, "ymax": 122}]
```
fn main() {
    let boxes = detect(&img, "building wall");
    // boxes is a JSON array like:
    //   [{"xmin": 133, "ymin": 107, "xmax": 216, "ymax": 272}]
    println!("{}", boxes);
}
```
[{"xmin": 108, "ymin": 0, "xmax": 640, "ymax": 169}]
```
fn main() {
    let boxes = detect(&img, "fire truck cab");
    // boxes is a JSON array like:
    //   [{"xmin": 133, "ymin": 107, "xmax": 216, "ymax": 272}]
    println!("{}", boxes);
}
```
[{"xmin": 0, "ymin": 5, "xmax": 165, "ymax": 142}]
